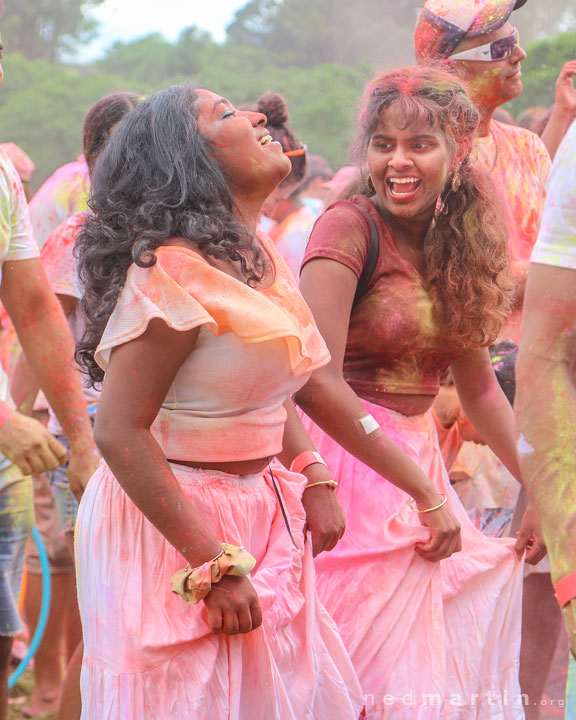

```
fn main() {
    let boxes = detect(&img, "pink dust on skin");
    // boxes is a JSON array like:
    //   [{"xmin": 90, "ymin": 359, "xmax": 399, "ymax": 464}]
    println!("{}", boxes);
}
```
[
  {"xmin": 474, "ymin": 120, "xmax": 550, "ymax": 295},
  {"xmin": 454, "ymin": 24, "xmax": 526, "ymax": 119},
  {"xmin": 465, "ymin": 65, "xmax": 515, "ymax": 110}
]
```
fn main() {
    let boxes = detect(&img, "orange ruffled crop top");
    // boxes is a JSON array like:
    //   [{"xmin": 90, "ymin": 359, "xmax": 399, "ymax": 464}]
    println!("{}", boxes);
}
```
[
  {"xmin": 96, "ymin": 234, "xmax": 330, "ymax": 462},
  {"xmin": 302, "ymin": 195, "xmax": 466, "ymax": 403}
]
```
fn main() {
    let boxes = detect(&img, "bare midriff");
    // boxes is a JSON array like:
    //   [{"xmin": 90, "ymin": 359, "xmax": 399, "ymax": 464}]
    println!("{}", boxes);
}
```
[
  {"xmin": 166, "ymin": 457, "xmax": 272, "ymax": 475},
  {"xmin": 358, "ymin": 390, "xmax": 436, "ymax": 417}
]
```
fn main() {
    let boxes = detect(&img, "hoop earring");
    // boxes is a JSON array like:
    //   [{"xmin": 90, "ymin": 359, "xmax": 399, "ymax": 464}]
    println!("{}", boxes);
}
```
[
  {"xmin": 365, "ymin": 173, "xmax": 375, "ymax": 195},
  {"xmin": 451, "ymin": 163, "xmax": 462, "ymax": 193}
]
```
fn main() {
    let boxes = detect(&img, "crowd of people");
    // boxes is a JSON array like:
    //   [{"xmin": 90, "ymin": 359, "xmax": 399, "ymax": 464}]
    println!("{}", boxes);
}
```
[{"xmin": 0, "ymin": 0, "xmax": 575, "ymax": 718}]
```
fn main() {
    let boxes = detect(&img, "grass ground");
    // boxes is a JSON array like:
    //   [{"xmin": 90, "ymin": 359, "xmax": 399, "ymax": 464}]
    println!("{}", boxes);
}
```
[{"xmin": 8, "ymin": 669, "xmax": 55, "ymax": 720}]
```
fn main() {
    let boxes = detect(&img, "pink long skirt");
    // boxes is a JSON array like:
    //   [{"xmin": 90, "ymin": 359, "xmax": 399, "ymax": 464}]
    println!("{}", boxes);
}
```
[
  {"xmin": 303, "ymin": 401, "xmax": 525, "ymax": 719},
  {"xmin": 75, "ymin": 462, "xmax": 364, "ymax": 719}
]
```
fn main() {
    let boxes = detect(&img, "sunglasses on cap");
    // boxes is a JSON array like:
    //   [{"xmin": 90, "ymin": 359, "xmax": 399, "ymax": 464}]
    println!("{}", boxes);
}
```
[{"xmin": 449, "ymin": 29, "xmax": 519, "ymax": 62}]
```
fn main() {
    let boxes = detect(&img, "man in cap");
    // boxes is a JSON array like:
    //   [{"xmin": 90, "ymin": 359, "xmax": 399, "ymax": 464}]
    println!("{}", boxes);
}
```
[{"xmin": 415, "ymin": 0, "xmax": 550, "ymax": 320}]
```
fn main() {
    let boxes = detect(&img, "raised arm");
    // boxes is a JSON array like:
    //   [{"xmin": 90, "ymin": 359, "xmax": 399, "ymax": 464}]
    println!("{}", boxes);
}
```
[
  {"xmin": 295, "ymin": 256, "xmax": 461, "ymax": 562},
  {"xmin": 540, "ymin": 61, "xmax": 576, "ymax": 160}
]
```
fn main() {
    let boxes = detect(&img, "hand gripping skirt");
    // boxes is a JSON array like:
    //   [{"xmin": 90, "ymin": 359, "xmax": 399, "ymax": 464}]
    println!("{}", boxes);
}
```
[
  {"xmin": 302, "ymin": 400, "xmax": 526, "ymax": 719},
  {"xmin": 75, "ymin": 462, "xmax": 364, "ymax": 720}
]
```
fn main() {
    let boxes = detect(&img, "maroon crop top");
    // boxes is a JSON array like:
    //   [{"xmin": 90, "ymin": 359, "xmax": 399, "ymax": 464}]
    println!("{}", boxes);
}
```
[{"xmin": 302, "ymin": 195, "xmax": 466, "ymax": 402}]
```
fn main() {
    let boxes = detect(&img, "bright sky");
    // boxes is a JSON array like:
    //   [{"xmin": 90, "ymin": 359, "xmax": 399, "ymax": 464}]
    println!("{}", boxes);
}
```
[{"xmin": 78, "ymin": 0, "xmax": 248, "ymax": 60}]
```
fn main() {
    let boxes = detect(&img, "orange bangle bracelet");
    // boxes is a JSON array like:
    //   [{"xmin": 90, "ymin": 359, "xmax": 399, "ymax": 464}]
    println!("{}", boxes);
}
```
[
  {"xmin": 290, "ymin": 451, "xmax": 326, "ymax": 475},
  {"xmin": 554, "ymin": 571, "xmax": 576, "ymax": 607}
]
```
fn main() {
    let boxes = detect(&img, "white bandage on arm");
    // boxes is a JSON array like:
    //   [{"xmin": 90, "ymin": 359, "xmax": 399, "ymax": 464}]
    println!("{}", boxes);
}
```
[{"xmin": 356, "ymin": 413, "xmax": 381, "ymax": 437}]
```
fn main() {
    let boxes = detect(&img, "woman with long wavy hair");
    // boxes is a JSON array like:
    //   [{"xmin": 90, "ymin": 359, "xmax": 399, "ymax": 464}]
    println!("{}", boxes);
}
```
[
  {"xmin": 73, "ymin": 84, "xmax": 363, "ymax": 719},
  {"xmin": 295, "ymin": 66, "xmax": 545, "ymax": 718}
]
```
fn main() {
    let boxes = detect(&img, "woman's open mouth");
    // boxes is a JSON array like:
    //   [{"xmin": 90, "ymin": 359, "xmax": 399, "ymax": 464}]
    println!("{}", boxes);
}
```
[{"xmin": 387, "ymin": 177, "xmax": 421, "ymax": 198}]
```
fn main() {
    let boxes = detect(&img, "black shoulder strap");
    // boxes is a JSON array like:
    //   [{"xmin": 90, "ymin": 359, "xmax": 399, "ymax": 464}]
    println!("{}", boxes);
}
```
[{"xmin": 352, "ymin": 205, "xmax": 379, "ymax": 309}]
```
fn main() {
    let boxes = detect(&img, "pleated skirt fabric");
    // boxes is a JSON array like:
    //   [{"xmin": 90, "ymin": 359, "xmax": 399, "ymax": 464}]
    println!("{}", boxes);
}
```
[
  {"xmin": 75, "ymin": 461, "xmax": 364, "ymax": 720},
  {"xmin": 303, "ymin": 400, "xmax": 525, "ymax": 719}
]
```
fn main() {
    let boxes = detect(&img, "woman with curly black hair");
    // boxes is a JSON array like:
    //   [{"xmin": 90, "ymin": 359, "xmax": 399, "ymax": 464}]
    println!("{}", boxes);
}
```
[{"xmin": 73, "ymin": 84, "xmax": 362, "ymax": 719}]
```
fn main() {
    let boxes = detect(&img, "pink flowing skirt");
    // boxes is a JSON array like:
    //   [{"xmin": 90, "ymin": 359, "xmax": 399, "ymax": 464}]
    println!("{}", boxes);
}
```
[
  {"xmin": 75, "ymin": 462, "xmax": 363, "ymax": 719},
  {"xmin": 303, "ymin": 401, "xmax": 525, "ymax": 719}
]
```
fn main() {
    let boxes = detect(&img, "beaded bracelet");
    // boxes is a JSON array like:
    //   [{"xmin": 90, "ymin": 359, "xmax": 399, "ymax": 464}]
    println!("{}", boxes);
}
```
[{"xmin": 409, "ymin": 494, "xmax": 447, "ymax": 514}]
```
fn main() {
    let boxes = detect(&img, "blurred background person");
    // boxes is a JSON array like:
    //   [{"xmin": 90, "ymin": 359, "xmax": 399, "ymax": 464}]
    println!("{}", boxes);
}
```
[
  {"xmin": 0, "ymin": 143, "xmax": 34, "ymax": 201},
  {"xmin": 0, "ymin": 10, "xmax": 98, "ymax": 716},
  {"xmin": 298, "ymin": 154, "xmax": 334, "ymax": 215},
  {"xmin": 11, "ymin": 91, "xmax": 141, "ymax": 720},
  {"xmin": 257, "ymin": 91, "xmax": 313, "ymax": 277},
  {"xmin": 28, "ymin": 156, "xmax": 89, "ymax": 250}
]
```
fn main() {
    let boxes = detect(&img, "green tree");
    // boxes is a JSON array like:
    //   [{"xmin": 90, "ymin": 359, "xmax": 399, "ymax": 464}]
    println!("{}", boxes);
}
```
[
  {"xmin": 96, "ymin": 33, "xmax": 178, "ymax": 86},
  {"xmin": 226, "ymin": 0, "xmax": 576, "ymax": 66},
  {"xmin": 88, "ymin": 28, "xmax": 370, "ymax": 169},
  {"xmin": 514, "ymin": 2, "xmax": 576, "ymax": 46},
  {"xmin": 2, "ymin": 0, "xmax": 105, "ymax": 61},
  {"xmin": 9, "ymin": 9, "xmax": 574, "ymax": 195},
  {"xmin": 226, "ymin": 0, "xmax": 418, "ymax": 67},
  {"xmin": 507, "ymin": 32, "xmax": 576, "ymax": 116},
  {"xmin": 0, "ymin": 53, "xmax": 138, "ymax": 186}
]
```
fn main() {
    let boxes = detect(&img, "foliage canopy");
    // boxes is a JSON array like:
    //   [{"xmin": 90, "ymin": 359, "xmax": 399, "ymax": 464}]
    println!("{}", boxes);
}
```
[
  {"xmin": 0, "ymin": 0, "xmax": 574, "ymax": 191},
  {"xmin": 2, "ymin": 0, "xmax": 105, "ymax": 62}
]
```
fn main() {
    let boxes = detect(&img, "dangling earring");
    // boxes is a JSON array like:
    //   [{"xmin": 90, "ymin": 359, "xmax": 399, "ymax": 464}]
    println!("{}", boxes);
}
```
[
  {"xmin": 451, "ymin": 162, "xmax": 462, "ymax": 193},
  {"xmin": 365, "ymin": 173, "xmax": 376, "ymax": 195}
]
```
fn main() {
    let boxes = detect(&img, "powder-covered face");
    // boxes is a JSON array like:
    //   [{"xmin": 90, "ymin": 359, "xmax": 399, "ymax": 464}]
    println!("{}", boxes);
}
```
[
  {"xmin": 195, "ymin": 89, "xmax": 290, "ymax": 197},
  {"xmin": 452, "ymin": 22, "xmax": 526, "ymax": 109},
  {"xmin": 366, "ymin": 104, "xmax": 453, "ymax": 223}
]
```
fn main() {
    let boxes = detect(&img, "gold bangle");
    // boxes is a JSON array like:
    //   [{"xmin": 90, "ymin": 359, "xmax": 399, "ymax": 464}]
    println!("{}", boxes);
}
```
[
  {"xmin": 409, "ymin": 494, "xmax": 447, "ymax": 513},
  {"xmin": 304, "ymin": 480, "xmax": 338, "ymax": 490},
  {"xmin": 209, "ymin": 548, "xmax": 225, "ymax": 564}
]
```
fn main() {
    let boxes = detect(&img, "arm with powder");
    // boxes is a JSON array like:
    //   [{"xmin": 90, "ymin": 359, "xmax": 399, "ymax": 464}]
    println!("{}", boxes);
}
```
[
  {"xmin": 516, "ymin": 118, "xmax": 576, "ymax": 656},
  {"xmin": 93, "ymin": 317, "xmax": 262, "ymax": 635},
  {"xmin": 295, "ymin": 257, "xmax": 462, "ymax": 563},
  {"xmin": 0, "ymin": 259, "xmax": 97, "ymax": 485},
  {"xmin": 516, "ymin": 263, "xmax": 576, "ymax": 656},
  {"xmin": 449, "ymin": 346, "xmax": 546, "ymax": 564},
  {"xmin": 276, "ymin": 398, "xmax": 346, "ymax": 556},
  {"xmin": 11, "ymin": 294, "xmax": 77, "ymax": 415}
]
